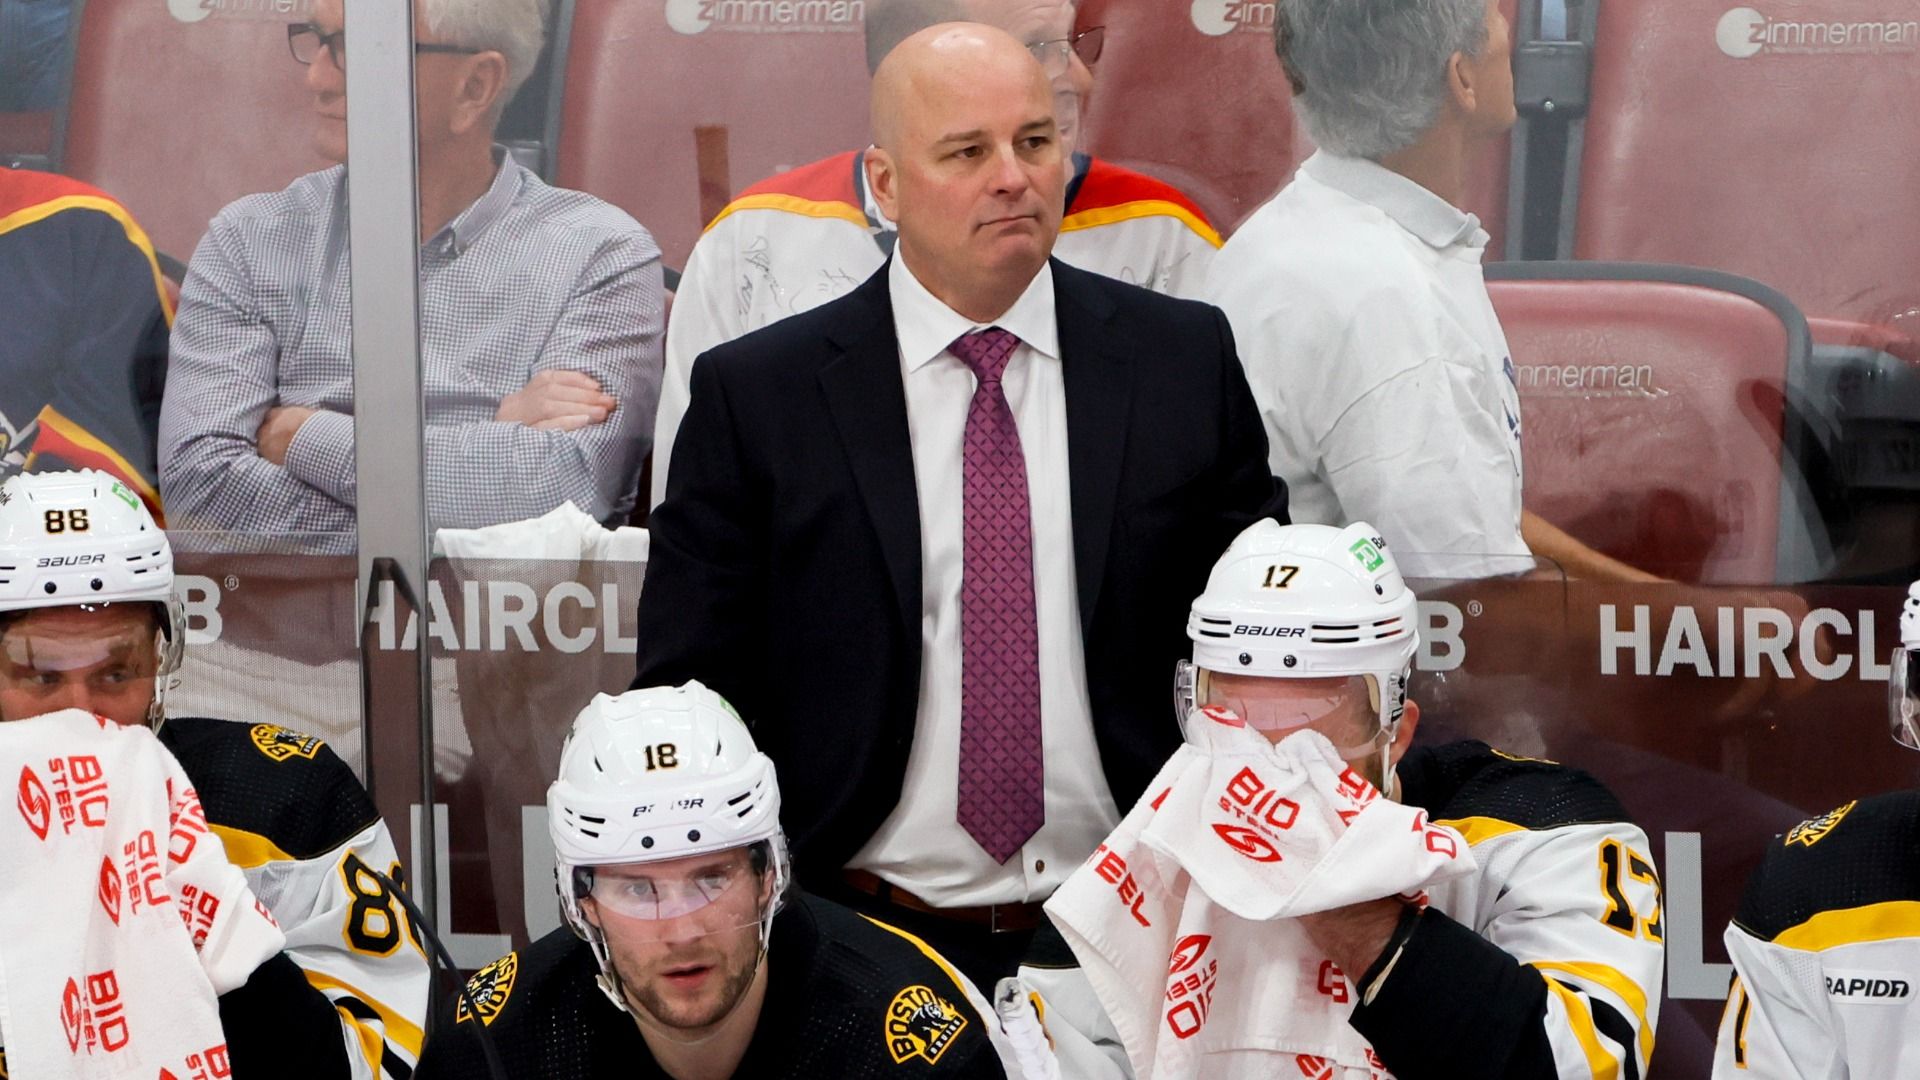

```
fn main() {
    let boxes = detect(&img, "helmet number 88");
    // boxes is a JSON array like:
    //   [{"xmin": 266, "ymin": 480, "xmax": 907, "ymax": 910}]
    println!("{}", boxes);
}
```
[{"xmin": 44, "ymin": 509, "xmax": 90, "ymax": 534}]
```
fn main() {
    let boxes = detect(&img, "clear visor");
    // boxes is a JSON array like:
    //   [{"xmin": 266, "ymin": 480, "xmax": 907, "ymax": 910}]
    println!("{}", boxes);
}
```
[
  {"xmin": 1177, "ymin": 660, "xmax": 1385, "ymax": 758},
  {"xmin": 1892, "ymin": 648, "xmax": 1920, "ymax": 752},
  {"xmin": 0, "ymin": 614, "xmax": 162, "ymax": 675},
  {"xmin": 576, "ymin": 853, "xmax": 774, "ymax": 942}
]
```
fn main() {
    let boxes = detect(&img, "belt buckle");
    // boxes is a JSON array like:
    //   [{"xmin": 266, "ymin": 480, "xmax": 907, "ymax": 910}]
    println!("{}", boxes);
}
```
[{"xmin": 989, "ymin": 902, "xmax": 1025, "ymax": 934}]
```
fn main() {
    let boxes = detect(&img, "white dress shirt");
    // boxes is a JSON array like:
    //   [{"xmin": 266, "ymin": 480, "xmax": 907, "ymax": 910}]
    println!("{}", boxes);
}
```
[
  {"xmin": 845, "ymin": 254, "xmax": 1122, "ymax": 906},
  {"xmin": 1206, "ymin": 151, "xmax": 1531, "ymax": 579}
]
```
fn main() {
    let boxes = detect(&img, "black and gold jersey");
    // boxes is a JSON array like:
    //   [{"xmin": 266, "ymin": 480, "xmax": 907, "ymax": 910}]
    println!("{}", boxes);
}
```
[
  {"xmin": 417, "ymin": 891, "xmax": 1020, "ymax": 1079},
  {"xmin": 1713, "ymin": 790, "xmax": 1920, "ymax": 1079},
  {"xmin": 159, "ymin": 716, "xmax": 430, "ymax": 1080}
]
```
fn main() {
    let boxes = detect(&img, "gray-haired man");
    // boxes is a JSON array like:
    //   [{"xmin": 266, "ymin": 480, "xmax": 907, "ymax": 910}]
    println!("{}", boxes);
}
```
[
  {"xmin": 1208, "ymin": 0, "xmax": 1652, "ymax": 582},
  {"xmin": 161, "ymin": 0, "xmax": 664, "ymax": 552}
]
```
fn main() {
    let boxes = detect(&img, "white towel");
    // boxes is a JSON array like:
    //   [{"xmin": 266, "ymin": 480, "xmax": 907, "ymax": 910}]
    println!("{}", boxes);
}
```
[
  {"xmin": 1044, "ymin": 709, "xmax": 1475, "ymax": 1080},
  {"xmin": 433, "ymin": 502, "xmax": 649, "ymax": 563},
  {"xmin": 0, "ymin": 710, "xmax": 285, "ymax": 1078}
]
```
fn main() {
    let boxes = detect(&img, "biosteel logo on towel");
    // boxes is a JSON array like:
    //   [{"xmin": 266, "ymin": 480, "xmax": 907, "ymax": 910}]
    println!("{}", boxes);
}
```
[
  {"xmin": 665, "ymin": 0, "xmax": 865, "ymax": 35},
  {"xmin": 1190, "ymin": 0, "xmax": 1277, "ymax": 36},
  {"xmin": 1716, "ymin": 7, "xmax": 1920, "ymax": 57}
]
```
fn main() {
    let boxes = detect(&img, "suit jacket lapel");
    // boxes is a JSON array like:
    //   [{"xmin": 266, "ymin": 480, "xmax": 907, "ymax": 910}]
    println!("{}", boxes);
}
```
[
  {"xmin": 1055, "ymin": 260, "xmax": 1132, "ymax": 638},
  {"xmin": 820, "ymin": 268, "xmax": 922, "ymax": 636}
]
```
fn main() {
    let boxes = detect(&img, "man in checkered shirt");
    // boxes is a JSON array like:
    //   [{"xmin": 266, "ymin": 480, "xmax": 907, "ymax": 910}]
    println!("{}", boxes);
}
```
[{"xmin": 159, "ymin": 0, "xmax": 663, "ymax": 553}]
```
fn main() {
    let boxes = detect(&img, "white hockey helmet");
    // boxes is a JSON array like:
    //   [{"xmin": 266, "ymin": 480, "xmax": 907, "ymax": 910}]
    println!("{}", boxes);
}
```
[
  {"xmin": 0, "ymin": 470, "xmax": 184, "ymax": 726},
  {"xmin": 548, "ymin": 682, "xmax": 789, "ymax": 1009},
  {"xmin": 1892, "ymin": 580, "xmax": 1920, "ymax": 751},
  {"xmin": 1179, "ymin": 520, "xmax": 1418, "ymax": 754}
]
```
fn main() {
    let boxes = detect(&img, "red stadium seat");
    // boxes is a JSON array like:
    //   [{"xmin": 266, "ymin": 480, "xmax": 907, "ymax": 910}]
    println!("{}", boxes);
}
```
[
  {"xmin": 1076, "ymin": 0, "xmax": 1514, "ymax": 247},
  {"xmin": 1488, "ymin": 263, "xmax": 1808, "ymax": 584},
  {"xmin": 0, "ymin": 110, "xmax": 55, "ymax": 164},
  {"xmin": 550, "ymin": 0, "xmax": 871, "ymax": 271},
  {"xmin": 1573, "ymin": 0, "xmax": 1920, "ymax": 346},
  {"xmin": 55, "ymin": 0, "xmax": 326, "ymax": 263}
]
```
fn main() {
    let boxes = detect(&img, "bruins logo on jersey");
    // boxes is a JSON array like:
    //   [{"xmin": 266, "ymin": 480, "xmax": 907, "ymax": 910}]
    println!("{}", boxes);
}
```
[
  {"xmin": 885, "ymin": 985, "xmax": 968, "ymax": 1065},
  {"xmin": 456, "ymin": 952, "xmax": 518, "ymax": 1026},
  {"xmin": 1785, "ymin": 800, "xmax": 1856, "ymax": 848},
  {"xmin": 249, "ymin": 723, "xmax": 325, "ymax": 763}
]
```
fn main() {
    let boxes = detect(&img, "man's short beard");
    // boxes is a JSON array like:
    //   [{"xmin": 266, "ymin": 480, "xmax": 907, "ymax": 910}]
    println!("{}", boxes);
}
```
[{"xmin": 622, "ymin": 950, "xmax": 762, "ymax": 1032}]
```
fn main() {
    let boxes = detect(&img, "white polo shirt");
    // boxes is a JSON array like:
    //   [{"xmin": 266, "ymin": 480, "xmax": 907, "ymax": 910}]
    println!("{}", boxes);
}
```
[{"xmin": 1206, "ymin": 151, "xmax": 1530, "ymax": 579}]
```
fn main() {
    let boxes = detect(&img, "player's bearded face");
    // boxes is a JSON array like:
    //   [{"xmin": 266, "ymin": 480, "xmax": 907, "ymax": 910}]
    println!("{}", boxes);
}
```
[
  {"xmin": 0, "ymin": 605, "xmax": 160, "ymax": 728},
  {"xmin": 586, "ymin": 850, "xmax": 773, "ymax": 1032}
]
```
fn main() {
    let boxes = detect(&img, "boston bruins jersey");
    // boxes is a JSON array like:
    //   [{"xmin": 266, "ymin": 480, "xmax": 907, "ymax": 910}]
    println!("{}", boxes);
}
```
[
  {"xmin": 1712, "ymin": 790, "xmax": 1920, "ymax": 1079},
  {"xmin": 1021, "ymin": 740, "xmax": 1664, "ymax": 1080},
  {"xmin": 416, "ymin": 891, "xmax": 1022, "ymax": 1079},
  {"xmin": 159, "ymin": 716, "xmax": 430, "ymax": 1080}
]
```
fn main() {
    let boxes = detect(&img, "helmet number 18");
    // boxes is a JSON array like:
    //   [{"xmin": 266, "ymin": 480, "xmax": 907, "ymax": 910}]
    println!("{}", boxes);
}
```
[{"xmin": 643, "ymin": 743, "xmax": 679, "ymax": 771}]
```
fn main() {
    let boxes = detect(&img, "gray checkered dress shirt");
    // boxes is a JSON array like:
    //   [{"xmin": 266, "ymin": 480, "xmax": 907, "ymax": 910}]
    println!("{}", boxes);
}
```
[{"xmin": 159, "ymin": 153, "xmax": 663, "ymax": 553}]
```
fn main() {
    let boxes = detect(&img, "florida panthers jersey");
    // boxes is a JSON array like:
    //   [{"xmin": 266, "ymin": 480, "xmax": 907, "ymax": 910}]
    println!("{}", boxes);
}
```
[
  {"xmin": 1713, "ymin": 790, "xmax": 1920, "ymax": 1079},
  {"xmin": 416, "ymin": 892, "xmax": 1025, "ymax": 1079},
  {"xmin": 1022, "ymin": 740, "xmax": 1665, "ymax": 1080},
  {"xmin": 650, "ymin": 149, "xmax": 1222, "ymax": 506},
  {"xmin": 159, "ymin": 716, "xmax": 430, "ymax": 1079}
]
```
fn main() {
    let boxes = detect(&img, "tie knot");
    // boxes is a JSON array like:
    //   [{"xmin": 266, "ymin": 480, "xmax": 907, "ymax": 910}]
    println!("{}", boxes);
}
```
[{"xmin": 950, "ymin": 327, "xmax": 1020, "ymax": 385}]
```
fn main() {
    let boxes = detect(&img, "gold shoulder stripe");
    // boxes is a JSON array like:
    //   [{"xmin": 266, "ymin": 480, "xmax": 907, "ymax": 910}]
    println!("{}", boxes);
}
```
[
  {"xmin": 860, "ymin": 914, "xmax": 977, "ymax": 1004},
  {"xmin": 703, "ymin": 192, "xmax": 869, "ymax": 234},
  {"xmin": 209, "ymin": 823, "xmax": 296, "ymax": 869},
  {"xmin": 1060, "ymin": 199, "xmax": 1223, "ymax": 248},
  {"xmin": 1774, "ymin": 900, "xmax": 1920, "ymax": 952},
  {"xmin": 1434, "ymin": 816, "xmax": 1527, "ymax": 847},
  {"xmin": 0, "ymin": 194, "xmax": 173, "ymax": 321},
  {"xmin": 303, "ymin": 968, "xmax": 427, "ymax": 1060},
  {"xmin": 28, "ymin": 406, "xmax": 165, "ymax": 516},
  {"xmin": 1533, "ymin": 960, "xmax": 1655, "ymax": 1065},
  {"xmin": 1541, "ymin": 976, "xmax": 1621, "ymax": 1080}
]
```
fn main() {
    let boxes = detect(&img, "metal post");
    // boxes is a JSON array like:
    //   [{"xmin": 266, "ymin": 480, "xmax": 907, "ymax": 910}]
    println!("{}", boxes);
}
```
[{"xmin": 343, "ymin": 0, "xmax": 439, "ymax": 926}]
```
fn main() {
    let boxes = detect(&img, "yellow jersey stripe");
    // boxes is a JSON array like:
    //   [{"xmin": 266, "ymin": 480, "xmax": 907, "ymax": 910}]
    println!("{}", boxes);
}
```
[
  {"xmin": 0, "ymin": 193, "xmax": 174, "ymax": 322},
  {"xmin": 1060, "ymin": 199, "xmax": 1223, "ymax": 248},
  {"xmin": 1435, "ymin": 815, "xmax": 1528, "ymax": 846},
  {"xmin": 1773, "ymin": 900, "xmax": 1920, "ymax": 952},
  {"xmin": 209, "ymin": 823, "xmax": 297, "ymax": 869},
  {"xmin": 704, "ymin": 192, "xmax": 869, "ymax": 234},
  {"xmin": 1542, "ymin": 975, "xmax": 1620, "ymax": 1080},
  {"xmin": 302, "ymin": 968, "xmax": 426, "ymax": 1059},
  {"xmin": 1533, "ymin": 960, "xmax": 1655, "ymax": 1064},
  {"xmin": 860, "ymin": 914, "xmax": 978, "ymax": 1004}
]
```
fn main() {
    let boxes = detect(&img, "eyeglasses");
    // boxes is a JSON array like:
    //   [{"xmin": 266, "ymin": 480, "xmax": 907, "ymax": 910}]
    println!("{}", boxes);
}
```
[
  {"xmin": 1027, "ymin": 26, "xmax": 1106, "ymax": 79},
  {"xmin": 287, "ymin": 22, "xmax": 484, "ymax": 67}
]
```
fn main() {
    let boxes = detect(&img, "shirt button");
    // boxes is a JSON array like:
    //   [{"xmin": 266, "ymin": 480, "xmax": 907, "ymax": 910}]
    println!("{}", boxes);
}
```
[{"xmin": 1034, "ymin": 859, "xmax": 1047, "ymax": 874}]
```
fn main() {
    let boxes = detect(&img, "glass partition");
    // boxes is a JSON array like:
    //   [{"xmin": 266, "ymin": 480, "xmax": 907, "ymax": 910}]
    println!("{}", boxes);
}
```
[{"xmin": 11, "ymin": 0, "xmax": 1918, "ymax": 1076}]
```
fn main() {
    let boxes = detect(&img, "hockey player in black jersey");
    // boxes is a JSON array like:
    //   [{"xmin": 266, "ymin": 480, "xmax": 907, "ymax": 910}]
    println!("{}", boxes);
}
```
[
  {"xmin": 1711, "ymin": 580, "xmax": 1920, "ymax": 1078},
  {"xmin": 1021, "ymin": 520, "xmax": 1666, "ymax": 1079},
  {"xmin": 416, "ymin": 682, "xmax": 1051, "ymax": 1080},
  {"xmin": 0, "ymin": 469, "xmax": 428, "ymax": 1079}
]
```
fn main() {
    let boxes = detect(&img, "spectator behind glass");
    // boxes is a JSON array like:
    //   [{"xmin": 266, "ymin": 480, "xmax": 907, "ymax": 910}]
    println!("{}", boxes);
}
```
[
  {"xmin": 0, "ymin": 0, "xmax": 69, "ymax": 111},
  {"xmin": 0, "ymin": 169, "xmax": 170, "ymax": 516},
  {"xmin": 159, "ymin": 0, "xmax": 663, "ymax": 553},
  {"xmin": 649, "ymin": 0, "xmax": 1223, "ymax": 508},
  {"xmin": 1207, "ymin": 0, "xmax": 1657, "ymax": 582}
]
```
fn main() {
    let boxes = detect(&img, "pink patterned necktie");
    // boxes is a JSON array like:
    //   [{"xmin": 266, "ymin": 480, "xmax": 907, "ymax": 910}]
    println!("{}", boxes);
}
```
[{"xmin": 948, "ymin": 327, "xmax": 1045, "ymax": 864}]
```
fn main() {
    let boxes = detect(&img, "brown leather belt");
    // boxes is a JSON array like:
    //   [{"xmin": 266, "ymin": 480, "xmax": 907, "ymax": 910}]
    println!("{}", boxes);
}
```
[{"xmin": 843, "ymin": 869, "xmax": 1045, "ymax": 934}]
